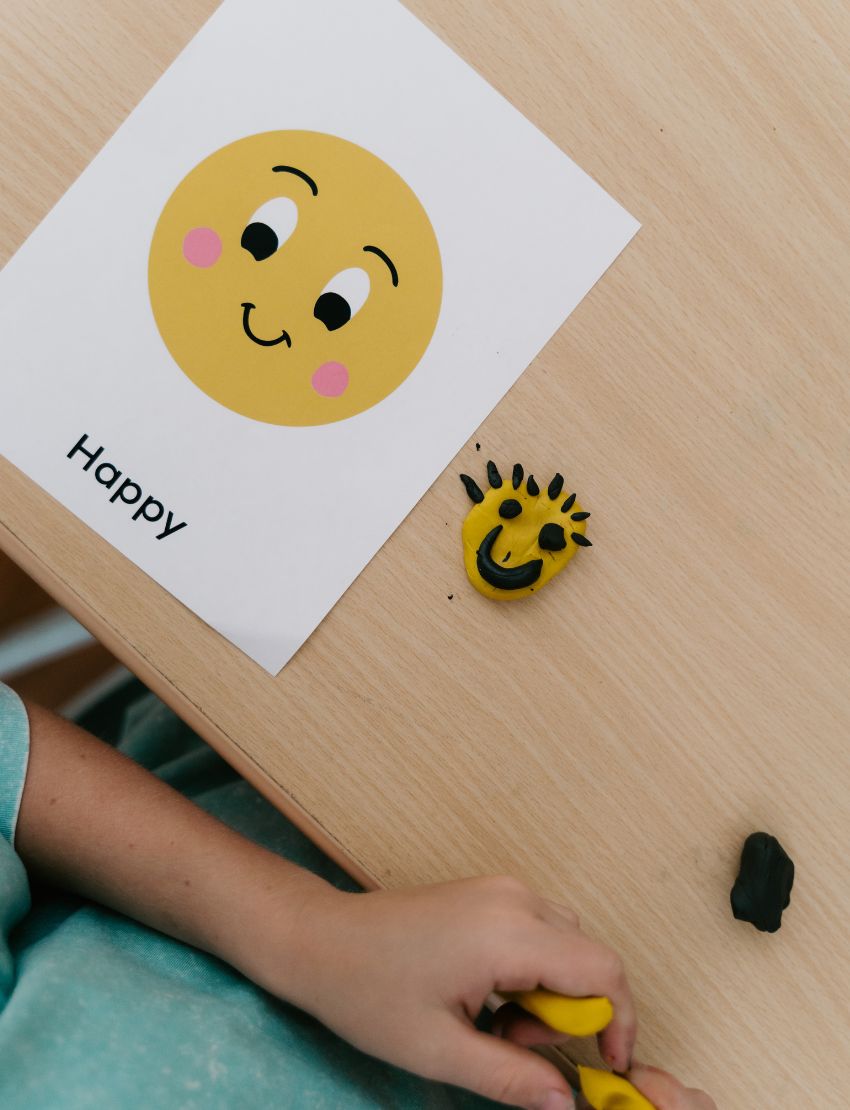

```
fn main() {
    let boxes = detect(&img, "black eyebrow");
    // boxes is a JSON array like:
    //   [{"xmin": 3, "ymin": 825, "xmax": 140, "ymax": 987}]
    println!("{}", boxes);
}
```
[
  {"xmin": 272, "ymin": 165, "xmax": 318, "ymax": 196},
  {"xmin": 363, "ymin": 245, "xmax": 398, "ymax": 287}
]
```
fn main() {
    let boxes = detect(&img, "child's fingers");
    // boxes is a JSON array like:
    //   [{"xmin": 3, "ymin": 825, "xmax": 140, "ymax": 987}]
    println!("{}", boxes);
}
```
[
  {"xmin": 628, "ymin": 1063, "xmax": 718, "ymax": 1109},
  {"xmin": 540, "ymin": 899, "xmax": 580, "ymax": 929},
  {"xmin": 530, "ymin": 928, "xmax": 637, "ymax": 1072},
  {"xmin": 576, "ymin": 939, "xmax": 636, "ymax": 1074},
  {"xmin": 438, "ymin": 1020, "xmax": 575, "ymax": 1110},
  {"xmin": 492, "ymin": 1002, "xmax": 573, "ymax": 1047}
]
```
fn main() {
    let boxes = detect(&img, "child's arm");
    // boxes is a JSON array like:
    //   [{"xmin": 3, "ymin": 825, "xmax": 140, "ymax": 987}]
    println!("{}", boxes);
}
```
[
  {"xmin": 13, "ymin": 699, "xmax": 711, "ymax": 1110},
  {"xmin": 15, "ymin": 699, "xmax": 326, "ymax": 982}
]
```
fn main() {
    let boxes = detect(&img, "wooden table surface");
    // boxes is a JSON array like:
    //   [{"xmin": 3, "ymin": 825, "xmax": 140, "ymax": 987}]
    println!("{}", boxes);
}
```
[{"xmin": 2, "ymin": 1, "xmax": 849, "ymax": 1104}]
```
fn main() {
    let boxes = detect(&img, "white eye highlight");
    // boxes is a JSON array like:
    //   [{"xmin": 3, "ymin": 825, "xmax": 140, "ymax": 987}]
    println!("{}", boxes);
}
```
[
  {"xmin": 241, "ymin": 197, "xmax": 298, "ymax": 261},
  {"xmin": 313, "ymin": 267, "xmax": 371, "ymax": 331}
]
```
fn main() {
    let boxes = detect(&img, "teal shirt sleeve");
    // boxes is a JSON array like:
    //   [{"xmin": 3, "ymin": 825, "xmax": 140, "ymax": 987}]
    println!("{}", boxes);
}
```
[
  {"xmin": 0, "ymin": 681, "xmax": 30, "ymax": 848},
  {"xmin": 0, "ymin": 682, "xmax": 32, "ymax": 1010}
]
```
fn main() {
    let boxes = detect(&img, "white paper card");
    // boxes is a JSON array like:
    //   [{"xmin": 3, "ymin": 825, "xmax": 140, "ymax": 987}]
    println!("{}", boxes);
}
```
[{"xmin": 0, "ymin": 0, "xmax": 638, "ymax": 673}]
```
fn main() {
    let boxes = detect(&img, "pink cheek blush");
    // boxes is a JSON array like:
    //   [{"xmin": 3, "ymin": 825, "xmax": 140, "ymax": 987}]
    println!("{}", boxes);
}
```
[
  {"xmin": 182, "ymin": 227, "xmax": 222, "ymax": 268},
  {"xmin": 311, "ymin": 361, "xmax": 349, "ymax": 397}
]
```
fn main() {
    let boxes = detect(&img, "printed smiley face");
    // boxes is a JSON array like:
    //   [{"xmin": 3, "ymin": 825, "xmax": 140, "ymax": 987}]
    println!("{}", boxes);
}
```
[
  {"xmin": 460, "ymin": 461, "xmax": 592, "ymax": 600},
  {"xmin": 148, "ymin": 131, "xmax": 442, "ymax": 426}
]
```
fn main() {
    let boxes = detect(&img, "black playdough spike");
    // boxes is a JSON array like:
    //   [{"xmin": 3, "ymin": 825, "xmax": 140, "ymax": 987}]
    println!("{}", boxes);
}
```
[
  {"xmin": 561, "ymin": 493, "xmax": 576, "ymax": 513},
  {"xmin": 547, "ymin": 473, "xmax": 564, "ymax": 500},
  {"xmin": 526, "ymin": 474, "xmax": 540, "ymax": 496},
  {"xmin": 512, "ymin": 463, "xmax": 524, "ymax": 490},
  {"xmin": 571, "ymin": 532, "xmax": 592, "ymax": 547},
  {"xmin": 486, "ymin": 460, "xmax": 502, "ymax": 488},
  {"xmin": 571, "ymin": 511, "xmax": 590, "ymax": 521},
  {"xmin": 459, "ymin": 473, "xmax": 484, "ymax": 504}
]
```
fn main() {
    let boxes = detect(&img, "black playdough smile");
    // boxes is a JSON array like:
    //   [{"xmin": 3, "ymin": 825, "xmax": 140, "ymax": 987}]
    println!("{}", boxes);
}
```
[
  {"xmin": 240, "ymin": 302, "xmax": 291, "ymax": 347},
  {"xmin": 476, "ymin": 525, "xmax": 543, "ymax": 590}
]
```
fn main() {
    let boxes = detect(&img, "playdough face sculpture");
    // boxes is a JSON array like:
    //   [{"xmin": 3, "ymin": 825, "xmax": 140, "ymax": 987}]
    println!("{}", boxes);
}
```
[
  {"xmin": 460, "ymin": 462, "xmax": 591, "ymax": 600},
  {"xmin": 149, "ymin": 131, "xmax": 442, "ymax": 426}
]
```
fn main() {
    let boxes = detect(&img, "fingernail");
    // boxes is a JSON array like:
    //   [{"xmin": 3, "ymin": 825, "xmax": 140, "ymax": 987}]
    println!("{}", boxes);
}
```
[
  {"xmin": 603, "ymin": 1047, "xmax": 630, "ymax": 1074},
  {"xmin": 540, "ymin": 1091, "xmax": 573, "ymax": 1110}
]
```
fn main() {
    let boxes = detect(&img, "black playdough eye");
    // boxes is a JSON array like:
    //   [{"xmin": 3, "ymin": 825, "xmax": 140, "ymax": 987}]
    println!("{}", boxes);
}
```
[
  {"xmin": 313, "ymin": 267, "xmax": 370, "ymax": 332},
  {"xmin": 241, "ymin": 197, "xmax": 298, "ymax": 261},
  {"xmin": 499, "ymin": 498, "xmax": 522, "ymax": 519},
  {"xmin": 538, "ymin": 523, "xmax": 567, "ymax": 551}
]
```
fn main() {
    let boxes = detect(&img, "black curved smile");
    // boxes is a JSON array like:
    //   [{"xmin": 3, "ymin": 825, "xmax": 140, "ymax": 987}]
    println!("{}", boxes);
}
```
[
  {"xmin": 477, "ymin": 525, "xmax": 543, "ymax": 590},
  {"xmin": 240, "ymin": 302, "xmax": 291, "ymax": 348}
]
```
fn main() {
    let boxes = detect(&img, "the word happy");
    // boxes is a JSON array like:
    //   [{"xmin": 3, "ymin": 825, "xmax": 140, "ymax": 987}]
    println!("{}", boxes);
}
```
[{"xmin": 67, "ymin": 434, "xmax": 187, "ymax": 541}]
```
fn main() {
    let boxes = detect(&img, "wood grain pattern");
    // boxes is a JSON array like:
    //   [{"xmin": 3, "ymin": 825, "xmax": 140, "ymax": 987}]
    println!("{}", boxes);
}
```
[{"xmin": 2, "ymin": 1, "xmax": 849, "ymax": 1103}]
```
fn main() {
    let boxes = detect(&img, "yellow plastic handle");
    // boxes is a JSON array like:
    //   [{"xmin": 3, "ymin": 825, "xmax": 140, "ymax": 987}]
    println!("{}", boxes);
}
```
[
  {"xmin": 504, "ymin": 990, "xmax": 614, "ymax": 1037},
  {"xmin": 578, "ymin": 1066, "xmax": 656, "ymax": 1110}
]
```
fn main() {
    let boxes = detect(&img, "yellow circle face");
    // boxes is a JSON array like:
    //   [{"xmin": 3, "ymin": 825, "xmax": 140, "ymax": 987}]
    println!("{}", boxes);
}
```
[
  {"xmin": 460, "ymin": 462, "xmax": 591, "ymax": 600},
  {"xmin": 149, "ymin": 131, "xmax": 442, "ymax": 426}
]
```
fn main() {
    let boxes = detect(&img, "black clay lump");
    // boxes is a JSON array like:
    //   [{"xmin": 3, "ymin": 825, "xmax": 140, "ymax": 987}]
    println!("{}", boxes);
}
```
[{"xmin": 730, "ymin": 832, "xmax": 794, "ymax": 933}]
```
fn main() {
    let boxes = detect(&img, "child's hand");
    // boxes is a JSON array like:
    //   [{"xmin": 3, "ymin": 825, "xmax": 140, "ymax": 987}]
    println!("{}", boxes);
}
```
[
  {"xmin": 13, "ymin": 701, "xmax": 702, "ymax": 1110},
  {"xmin": 246, "ymin": 875, "xmax": 637, "ymax": 1110}
]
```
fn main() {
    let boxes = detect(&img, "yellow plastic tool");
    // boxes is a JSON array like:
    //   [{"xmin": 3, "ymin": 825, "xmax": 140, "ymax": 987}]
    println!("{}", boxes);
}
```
[
  {"xmin": 502, "ymin": 993, "xmax": 655, "ymax": 1109},
  {"xmin": 504, "ymin": 990, "xmax": 614, "ymax": 1037},
  {"xmin": 578, "ymin": 1066, "xmax": 656, "ymax": 1110}
]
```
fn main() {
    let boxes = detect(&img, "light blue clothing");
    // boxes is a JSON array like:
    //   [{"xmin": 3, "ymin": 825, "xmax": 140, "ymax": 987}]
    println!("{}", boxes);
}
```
[{"xmin": 0, "ymin": 680, "xmax": 496, "ymax": 1109}]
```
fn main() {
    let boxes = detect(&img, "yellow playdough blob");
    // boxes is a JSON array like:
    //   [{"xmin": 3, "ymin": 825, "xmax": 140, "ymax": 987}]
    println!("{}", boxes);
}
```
[
  {"xmin": 149, "ymin": 130, "xmax": 442, "ymax": 426},
  {"xmin": 578, "ymin": 1067, "xmax": 656, "ymax": 1110},
  {"xmin": 459, "ymin": 461, "xmax": 591, "ymax": 600},
  {"xmin": 505, "ymin": 990, "xmax": 613, "ymax": 1036}
]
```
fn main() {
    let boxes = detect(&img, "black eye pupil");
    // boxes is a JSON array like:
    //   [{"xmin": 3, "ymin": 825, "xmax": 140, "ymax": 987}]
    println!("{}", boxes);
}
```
[
  {"xmin": 314, "ymin": 291, "xmax": 351, "ymax": 331},
  {"xmin": 538, "ymin": 523, "xmax": 566, "ymax": 551},
  {"xmin": 241, "ymin": 222, "xmax": 278, "ymax": 261},
  {"xmin": 498, "ymin": 499, "xmax": 522, "ymax": 519}
]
